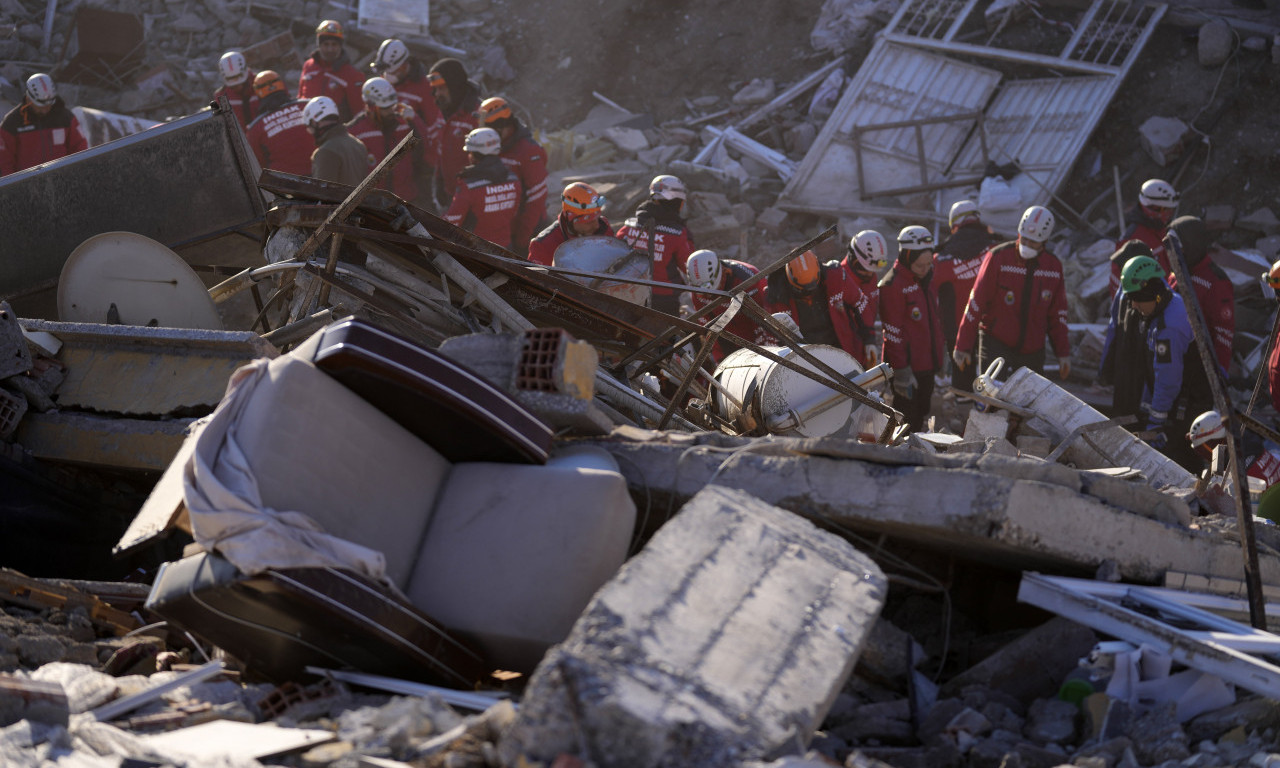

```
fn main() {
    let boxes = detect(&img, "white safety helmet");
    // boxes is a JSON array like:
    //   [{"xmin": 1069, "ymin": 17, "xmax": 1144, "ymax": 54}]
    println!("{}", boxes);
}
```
[
  {"xmin": 1138, "ymin": 179, "xmax": 1179, "ymax": 209},
  {"xmin": 302, "ymin": 96, "xmax": 340, "ymax": 126},
  {"xmin": 25, "ymin": 73, "xmax": 56, "ymax": 107},
  {"xmin": 218, "ymin": 51, "xmax": 249, "ymax": 86},
  {"xmin": 685, "ymin": 249, "xmax": 723, "ymax": 291},
  {"xmin": 897, "ymin": 225, "xmax": 934, "ymax": 252},
  {"xmin": 848, "ymin": 230, "xmax": 889, "ymax": 271},
  {"xmin": 463, "ymin": 126, "xmax": 501, "ymax": 155},
  {"xmin": 374, "ymin": 39, "xmax": 410, "ymax": 75},
  {"xmin": 649, "ymin": 174, "xmax": 687, "ymax": 201},
  {"xmin": 362, "ymin": 77, "xmax": 399, "ymax": 109},
  {"xmin": 1018, "ymin": 205, "xmax": 1056, "ymax": 242},
  {"xmin": 949, "ymin": 199, "xmax": 980, "ymax": 229},
  {"xmin": 1187, "ymin": 410, "xmax": 1227, "ymax": 449}
]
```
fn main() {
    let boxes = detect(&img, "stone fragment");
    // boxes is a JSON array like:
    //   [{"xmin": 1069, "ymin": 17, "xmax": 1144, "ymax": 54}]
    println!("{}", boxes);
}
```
[
  {"xmin": 786, "ymin": 122, "xmax": 817, "ymax": 156},
  {"xmin": 1186, "ymin": 698, "xmax": 1280, "ymax": 743},
  {"xmin": 1238, "ymin": 208, "xmax": 1280, "ymax": 236},
  {"xmin": 733, "ymin": 78, "xmax": 776, "ymax": 105},
  {"xmin": 1203, "ymin": 205, "xmax": 1236, "ymax": 231},
  {"xmin": 857, "ymin": 744, "xmax": 963, "ymax": 768},
  {"xmin": 1126, "ymin": 702, "xmax": 1189, "ymax": 765},
  {"xmin": 732, "ymin": 203, "xmax": 757, "ymax": 228},
  {"xmin": 941, "ymin": 618, "xmax": 1097, "ymax": 706},
  {"xmin": 602, "ymin": 125, "xmax": 650, "ymax": 153},
  {"xmin": 1023, "ymin": 697, "xmax": 1077, "ymax": 745},
  {"xmin": 856, "ymin": 618, "xmax": 923, "ymax": 688},
  {"xmin": 757, "ymin": 206, "xmax": 790, "ymax": 236},
  {"xmin": 1138, "ymin": 116, "xmax": 1188, "ymax": 167},
  {"xmin": 1198, "ymin": 19, "xmax": 1234, "ymax": 67},
  {"xmin": 498, "ymin": 486, "xmax": 888, "ymax": 767},
  {"xmin": 16, "ymin": 636, "xmax": 65, "ymax": 667}
]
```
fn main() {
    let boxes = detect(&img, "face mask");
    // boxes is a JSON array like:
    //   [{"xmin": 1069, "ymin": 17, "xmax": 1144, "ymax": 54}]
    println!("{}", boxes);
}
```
[{"xmin": 1018, "ymin": 243, "xmax": 1039, "ymax": 260}]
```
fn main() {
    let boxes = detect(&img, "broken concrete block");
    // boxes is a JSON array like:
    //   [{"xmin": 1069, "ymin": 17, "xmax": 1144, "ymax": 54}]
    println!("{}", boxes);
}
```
[
  {"xmin": 1023, "ymin": 697, "xmax": 1077, "ymax": 745},
  {"xmin": 940, "ymin": 618, "xmax": 1097, "ymax": 705},
  {"xmin": 603, "ymin": 125, "xmax": 650, "ymax": 153},
  {"xmin": 732, "ymin": 203, "xmax": 757, "ymax": 228},
  {"xmin": 1256, "ymin": 236, "xmax": 1280, "ymax": 261},
  {"xmin": 691, "ymin": 190, "xmax": 734, "ymax": 216},
  {"xmin": 1203, "ymin": 204, "xmax": 1236, "ymax": 231},
  {"xmin": 1237, "ymin": 208, "xmax": 1280, "ymax": 236},
  {"xmin": 757, "ymin": 206, "xmax": 790, "ymax": 236},
  {"xmin": 1127, "ymin": 701, "xmax": 1189, "ymax": 764},
  {"xmin": 438, "ymin": 332, "xmax": 523, "ymax": 391},
  {"xmin": 785, "ymin": 122, "xmax": 817, "ymax": 156},
  {"xmin": 1138, "ymin": 116, "xmax": 1189, "ymax": 167},
  {"xmin": 1016, "ymin": 436, "xmax": 1051, "ymax": 459},
  {"xmin": 0, "ymin": 676, "xmax": 69, "ymax": 727},
  {"xmin": 733, "ymin": 78, "xmax": 776, "ymax": 105},
  {"xmin": 1198, "ymin": 19, "xmax": 1234, "ymax": 67},
  {"xmin": 964, "ymin": 409, "xmax": 1009, "ymax": 442},
  {"xmin": 855, "ymin": 618, "xmax": 924, "ymax": 687},
  {"xmin": 499, "ymin": 485, "xmax": 888, "ymax": 767},
  {"xmin": 1185, "ymin": 698, "xmax": 1280, "ymax": 743},
  {"xmin": 0, "ymin": 302, "xmax": 32, "ymax": 380}
]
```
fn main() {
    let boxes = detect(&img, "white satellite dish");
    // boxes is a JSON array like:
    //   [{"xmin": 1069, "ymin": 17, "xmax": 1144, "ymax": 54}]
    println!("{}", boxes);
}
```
[{"xmin": 57, "ymin": 232, "xmax": 223, "ymax": 329}]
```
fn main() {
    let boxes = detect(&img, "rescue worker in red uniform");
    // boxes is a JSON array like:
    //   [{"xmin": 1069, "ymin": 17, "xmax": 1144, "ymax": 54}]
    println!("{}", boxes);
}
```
[
  {"xmin": 839, "ymin": 230, "xmax": 889, "ymax": 369},
  {"xmin": 298, "ymin": 20, "xmax": 365, "ymax": 122},
  {"xmin": 1165, "ymin": 215, "xmax": 1233, "ymax": 375},
  {"xmin": 371, "ymin": 38, "xmax": 440, "ymax": 204},
  {"xmin": 443, "ymin": 127, "xmax": 522, "ymax": 250},
  {"xmin": 347, "ymin": 77, "xmax": 433, "ymax": 203},
  {"xmin": 427, "ymin": 58, "xmax": 481, "ymax": 206},
  {"xmin": 477, "ymin": 96, "xmax": 548, "ymax": 253},
  {"xmin": 0, "ymin": 73, "xmax": 88, "ymax": 176},
  {"xmin": 954, "ymin": 205, "xmax": 1071, "ymax": 383},
  {"xmin": 685, "ymin": 249, "xmax": 772, "ymax": 363},
  {"xmin": 528, "ymin": 182, "xmax": 614, "ymax": 266},
  {"xmin": 245, "ymin": 70, "xmax": 313, "ymax": 177},
  {"xmin": 880, "ymin": 226, "xmax": 946, "ymax": 431},
  {"xmin": 1109, "ymin": 179, "xmax": 1179, "ymax": 297},
  {"xmin": 766, "ymin": 250, "xmax": 873, "ymax": 361},
  {"xmin": 615, "ymin": 175, "xmax": 696, "ymax": 316},
  {"xmin": 213, "ymin": 51, "xmax": 258, "ymax": 129},
  {"xmin": 934, "ymin": 200, "xmax": 998, "ymax": 393},
  {"xmin": 1267, "ymin": 262, "xmax": 1280, "ymax": 415},
  {"xmin": 372, "ymin": 39, "xmax": 442, "ymax": 129},
  {"xmin": 1188, "ymin": 411, "xmax": 1280, "ymax": 491}
]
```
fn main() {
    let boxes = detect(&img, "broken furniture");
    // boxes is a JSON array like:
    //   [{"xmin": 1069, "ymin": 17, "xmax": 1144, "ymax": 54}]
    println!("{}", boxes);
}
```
[
  {"xmin": 142, "ymin": 318, "xmax": 637, "ymax": 680},
  {"xmin": 0, "ymin": 102, "xmax": 265, "ymax": 311}
]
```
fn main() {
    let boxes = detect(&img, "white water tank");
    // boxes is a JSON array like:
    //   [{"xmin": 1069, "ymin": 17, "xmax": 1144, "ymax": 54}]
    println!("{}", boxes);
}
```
[{"xmin": 713, "ymin": 344, "xmax": 873, "ymax": 438}]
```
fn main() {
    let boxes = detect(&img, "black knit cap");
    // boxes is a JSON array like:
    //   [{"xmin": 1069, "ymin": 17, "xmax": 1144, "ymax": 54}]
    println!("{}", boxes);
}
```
[
  {"xmin": 1110, "ymin": 239, "xmax": 1152, "ymax": 267},
  {"xmin": 1168, "ymin": 215, "xmax": 1210, "ymax": 267}
]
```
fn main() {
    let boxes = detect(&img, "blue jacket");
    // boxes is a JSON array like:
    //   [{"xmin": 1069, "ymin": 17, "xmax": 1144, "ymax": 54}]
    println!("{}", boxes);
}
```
[{"xmin": 1143, "ymin": 293, "xmax": 1194, "ymax": 422}]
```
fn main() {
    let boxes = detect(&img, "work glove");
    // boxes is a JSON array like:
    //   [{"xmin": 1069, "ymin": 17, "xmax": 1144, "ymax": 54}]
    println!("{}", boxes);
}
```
[
  {"xmin": 893, "ymin": 369, "xmax": 917, "ymax": 400},
  {"xmin": 865, "ymin": 344, "xmax": 881, "ymax": 367},
  {"xmin": 1058, "ymin": 356, "xmax": 1071, "ymax": 380},
  {"xmin": 953, "ymin": 349, "xmax": 972, "ymax": 371}
]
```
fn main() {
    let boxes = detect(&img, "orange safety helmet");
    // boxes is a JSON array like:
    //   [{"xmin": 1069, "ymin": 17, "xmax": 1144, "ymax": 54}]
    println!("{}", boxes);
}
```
[
  {"xmin": 1266, "ymin": 261, "xmax": 1280, "ymax": 290},
  {"xmin": 252, "ymin": 70, "xmax": 285, "ymax": 99},
  {"xmin": 562, "ymin": 182, "xmax": 603, "ymax": 219},
  {"xmin": 427, "ymin": 70, "xmax": 446, "ymax": 89},
  {"xmin": 315, "ymin": 19, "xmax": 343, "ymax": 40},
  {"xmin": 786, "ymin": 250, "xmax": 822, "ymax": 293},
  {"xmin": 476, "ymin": 96, "xmax": 512, "ymax": 126}
]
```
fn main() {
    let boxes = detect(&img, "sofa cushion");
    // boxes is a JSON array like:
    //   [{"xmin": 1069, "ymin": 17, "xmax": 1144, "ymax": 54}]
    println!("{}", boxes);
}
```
[
  {"xmin": 233, "ymin": 356, "xmax": 450, "ymax": 588},
  {"xmin": 407, "ymin": 448, "xmax": 636, "ymax": 672}
]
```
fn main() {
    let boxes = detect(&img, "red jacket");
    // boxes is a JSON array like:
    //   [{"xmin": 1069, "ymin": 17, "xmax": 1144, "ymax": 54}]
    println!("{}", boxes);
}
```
[
  {"xmin": 245, "ymin": 99, "xmax": 313, "ymax": 177},
  {"xmin": 214, "ymin": 76, "xmax": 259, "ymax": 128},
  {"xmin": 1109, "ymin": 214, "xmax": 1170, "ymax": 297},
  {"xmin": 527, "ymin": 213, "xmax": 614, "ymax": 266},
  {"xmin": 956, "ymin": 241, "xmax": 1070, "ymax": 358},
  {"xmin": 1270, "ymin": 325, "xmax": 1280, "ymax": 415},
  {"xmin": 347, "ymin": 109, "xmax": 431, "ymax": 202},
  {"xmin": 444, "ymin": 155, "xmax": 522, "ymax": 249},
  {"xmin": 435, "ymin": 93, "xmax": 480, "ymax": 201},
  {"xmin": 834, "ymin": 262, "xmax": 881, "ymax": 367},
  {"xmin": 880, "ymin": 267, "xmax": 945, "ymax": 373},
  {"xmin": 615, "ymin": 200, "xmax": 696, "ymax": 300},
  {"xmin": 1169, "ymin": 255, "xmax": 1234, "ymax": 373},
  {"xmin": 499, "ymin": 125, "xmax": 549, "ymax": 252},
  {"xmin": 690, "ymin": 259, "xmax": 772, "ymax": 362},
  {"xmin": 0, "ymin": 99, "xmax": 88, "ymax": 176},
  {"xmin": 298, "ymin": 52, "xmax": 365, "ymax": 122},
  {"xmin": 390, "ymin": 59, "xmax": 442, "ymax": 132},
  {"xmin": 769, "ymin": 263, "xmax": 872, "ymax": 360},
  {"xmin": 933, "ymin": 222, "xmax": 997, "ymax": 333}
]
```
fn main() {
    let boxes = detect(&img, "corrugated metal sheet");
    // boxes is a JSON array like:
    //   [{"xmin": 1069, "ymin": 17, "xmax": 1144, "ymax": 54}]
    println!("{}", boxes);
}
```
[{"xmin": 778, "ymin": 0, "xmax": 1166, "ymax": 222}]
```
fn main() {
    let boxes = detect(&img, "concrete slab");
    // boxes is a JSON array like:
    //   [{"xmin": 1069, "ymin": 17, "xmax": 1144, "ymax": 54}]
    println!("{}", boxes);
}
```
[
  {"xmin": 17, "ymin": 319, "xmax": 276, "ymax": 417},
  {"xmin": 499, "ymin": 485, "xmax": 887, "ymax": 768},
  {"xmin": 578, "ymin": 431, "xmax": 1271, "ymax": 586},
  {"xmin": 14, "ymin": 411, "xmax": 193, "ymax": 472}
]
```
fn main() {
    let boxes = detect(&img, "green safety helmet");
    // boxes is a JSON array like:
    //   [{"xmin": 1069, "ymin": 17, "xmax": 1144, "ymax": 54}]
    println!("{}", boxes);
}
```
[{"xmin": 1120, "ymin": 255, "xmax": 1166, "ymax": 294}]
